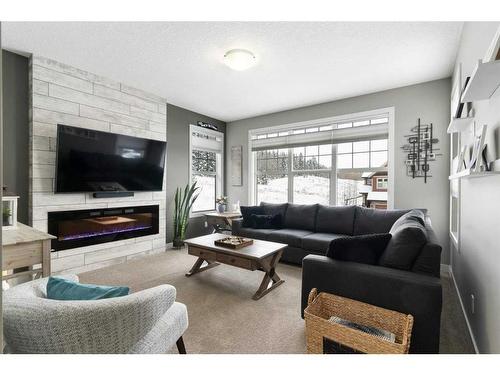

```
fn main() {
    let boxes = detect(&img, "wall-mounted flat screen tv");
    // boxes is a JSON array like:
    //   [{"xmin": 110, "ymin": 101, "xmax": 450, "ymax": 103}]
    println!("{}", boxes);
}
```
[{"xmin": 55, "ymin": 124, "xmax": 166, "ymax": 193}]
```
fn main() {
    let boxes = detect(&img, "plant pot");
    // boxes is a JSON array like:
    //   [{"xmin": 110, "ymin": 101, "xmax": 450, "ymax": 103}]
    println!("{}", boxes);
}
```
[
  {"xmin": 217, "ymin": 204, "xmax": 226, "ymax": 213},
  {"xmin": 172, "ymin": 238, "xmax": 185, "ymax": 249},
  {"xmin": 3, "ymin": 214, "xmax": 10, "ymax": 225}
]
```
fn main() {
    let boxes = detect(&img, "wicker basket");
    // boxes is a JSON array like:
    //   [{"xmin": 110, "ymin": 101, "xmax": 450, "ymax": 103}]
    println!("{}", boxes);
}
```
[{"xmin": 304, "ymin": 288, "xmax": 414, "ymax": 354}]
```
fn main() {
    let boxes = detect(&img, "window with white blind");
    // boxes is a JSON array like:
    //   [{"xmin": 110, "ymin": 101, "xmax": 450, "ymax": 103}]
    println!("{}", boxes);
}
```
[
  {"xmin": 248, "ymin": 108, "xmax": 394, "ymax": 208},
  {"xmin": 189, "ymin": 125, "xmax": 224, "ymax": 213}
]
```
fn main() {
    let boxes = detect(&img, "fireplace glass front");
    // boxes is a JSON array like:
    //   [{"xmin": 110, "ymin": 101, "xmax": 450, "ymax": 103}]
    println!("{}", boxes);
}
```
[{"xmin": 48, "ymin": 205, "xmax": 159, "ymax": 251}]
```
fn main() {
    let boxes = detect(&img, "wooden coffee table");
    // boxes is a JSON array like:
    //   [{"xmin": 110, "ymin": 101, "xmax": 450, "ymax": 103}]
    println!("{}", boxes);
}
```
[{"xmin": 184, "ymin": 233, "xmax": 287, "ymax": 300}]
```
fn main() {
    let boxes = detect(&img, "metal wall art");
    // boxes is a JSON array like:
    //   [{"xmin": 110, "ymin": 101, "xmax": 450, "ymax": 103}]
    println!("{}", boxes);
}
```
[{"xmin": 402, "ymin": 118, "xmax": 441, "ymax": 183}]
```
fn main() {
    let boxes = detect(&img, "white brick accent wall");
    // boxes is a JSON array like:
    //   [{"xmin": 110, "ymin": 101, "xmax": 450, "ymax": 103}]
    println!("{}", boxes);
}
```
[{"xmin": 29, "ymin": 56, "xmax": 167, "ymax": 274}]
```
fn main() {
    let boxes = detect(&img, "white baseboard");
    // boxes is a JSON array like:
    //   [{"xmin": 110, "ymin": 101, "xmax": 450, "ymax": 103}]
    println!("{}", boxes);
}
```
[
  {"xmin": 449, "ymin": 267, "xmax": 480, "ymax": 354},
  {"xmin": 440, "ymin": 263, "xmax": 451, "ymax": 275}
]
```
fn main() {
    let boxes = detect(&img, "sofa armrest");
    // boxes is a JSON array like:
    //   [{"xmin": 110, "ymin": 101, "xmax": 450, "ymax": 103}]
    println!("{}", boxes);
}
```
[
  {"xmin": 301, "ymin": 255, "xmax": 442, "ymax": 353},
  {"xmin": 232, "ymin": 218, "xmax": 243, "ymax": 235}
]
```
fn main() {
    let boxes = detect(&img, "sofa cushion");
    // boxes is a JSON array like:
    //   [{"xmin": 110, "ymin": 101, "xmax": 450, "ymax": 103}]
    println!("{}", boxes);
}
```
[
  {"xmin": 251, "ymin": 214, "xmax": 282, "ymax": 229},
  {"xmin": 235, "ymin": 227, "xmax": 277, "ymax": 241},
  {"xmin": 412, "ymin": 217, "xmax": 442, "ymax": 277},
  {"xmin": 326, "ymin": 233, "xmax": 392, "ymax": 265},
  {"xmin": 315, "ymin": 205, "xmax": 356, "ymax": 235},
  {"xmin": 379, "ymin": 211, "xmax": 428, "ymax": 270},
  {"xmin": 353, "ymin": 207, "xmax": 411, "ymax": 235},
  {"xmin": 240, "ymin": 205, "xmax": 264, "ymax": 227},
  {"xmin": 391, "ymin": 209, "xmax": 425, "ymax": 232},
  {"xmin": 267, "ymin": 228, "xmax": 314, "ymax": 248},
  {"xmin": 283, "ymin": 203, "xmax": 319, "ymax": 231},
  {"xmin": 260, "ymin": 202, "xmax": 288, "ymax": 218},
  {"xmin": 412, "ymin": 243, "xmax": 442, "ymax": 277},
  {"xmin": 302, "ymin": 232, "xmax": 347, "ymax": 254}
]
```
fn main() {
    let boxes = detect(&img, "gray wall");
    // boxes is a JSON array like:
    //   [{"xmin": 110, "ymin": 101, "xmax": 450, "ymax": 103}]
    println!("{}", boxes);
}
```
[
  {"xmin": 451, "ymin": 22, "xmax": 500, "ymax": 354},
  {"xmin": 2, "ymin": 50, "xmax": 29, "ymax": 224},
  {"xmin": 225, "ymin": 78, "xmax": 451, "ymax": 263},
  {"xmin": 166, "ymin": 104, "xmax": 226, "ymax": 243}
]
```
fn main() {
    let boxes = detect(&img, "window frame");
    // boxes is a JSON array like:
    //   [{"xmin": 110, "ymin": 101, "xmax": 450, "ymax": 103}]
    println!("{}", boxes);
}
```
[
  {"xmin": 189, "ymin": 125, "xmax": 224, "ymax": 216},
  {"xmin": 248, "ymin": 107, "xmax": 395, "ymax": 208},
  {"xmin": 375, "ymin": 177, "xmax": 388, "ymax": 190}
]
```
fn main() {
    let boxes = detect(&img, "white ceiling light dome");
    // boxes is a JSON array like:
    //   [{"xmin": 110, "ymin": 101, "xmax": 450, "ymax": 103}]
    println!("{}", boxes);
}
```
[{"xmin": 223, "ymin": 49, "xmax": 256, "ymax": 71}]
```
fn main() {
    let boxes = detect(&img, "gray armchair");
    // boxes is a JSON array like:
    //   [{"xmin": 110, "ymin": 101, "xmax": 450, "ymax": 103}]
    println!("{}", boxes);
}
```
[{"xmin": 2, "ymin": 275, "xmax": 188, "ymax": 354}]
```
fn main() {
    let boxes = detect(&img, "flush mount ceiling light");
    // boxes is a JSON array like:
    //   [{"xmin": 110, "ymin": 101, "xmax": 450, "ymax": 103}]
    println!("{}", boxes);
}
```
[{"xmin": 223, "ymin": 49, "xmax": 256, "ymax": 71}]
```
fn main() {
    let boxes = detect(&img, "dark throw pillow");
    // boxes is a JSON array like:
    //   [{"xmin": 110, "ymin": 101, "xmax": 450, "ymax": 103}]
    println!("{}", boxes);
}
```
[
  {"xmin": 240, "ymin": 205, "xmax": 264, "ymax": 227},
  {"xmin": 251, "ymin": 214, "xmax": 282, "ymax": 229},
  {"xmin": 378, "ymin": 210, "xmax": 428, "ymax": 270},
  {"xmin": 326, "ymin": 233, "xmax": 392, "ymax": 265}
]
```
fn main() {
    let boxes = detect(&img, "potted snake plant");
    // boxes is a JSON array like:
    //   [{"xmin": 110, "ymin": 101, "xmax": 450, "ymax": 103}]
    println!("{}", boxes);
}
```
[{"xmin": 173, "ymin": 182, "xmax": 200, "ymax": 248}]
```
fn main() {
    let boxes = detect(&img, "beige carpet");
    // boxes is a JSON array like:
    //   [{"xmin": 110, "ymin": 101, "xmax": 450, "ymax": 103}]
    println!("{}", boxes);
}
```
[{"xmin": 78, "ymin": 247, "xmax": 474, "ymax": 354}]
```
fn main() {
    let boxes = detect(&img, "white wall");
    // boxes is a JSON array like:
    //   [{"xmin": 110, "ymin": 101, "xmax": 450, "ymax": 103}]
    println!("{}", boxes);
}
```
[
  {"xmin": 225, "ymin": 79, "xmax": 451, "ymax": 263},
  {"xmin": 451, "ymin": 22, "xmax": 500, "ymax": 354},
  {"xmin": 29, "ymin": 56, "xmax": 167, "ymax": 274}
]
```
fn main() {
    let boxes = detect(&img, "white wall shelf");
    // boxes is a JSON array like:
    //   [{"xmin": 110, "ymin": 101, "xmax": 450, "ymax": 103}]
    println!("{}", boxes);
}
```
[
  {"xmin": 461, "ymin": 59, "xmax": 500, "ymax": 102},
  {"xmin": 449, "ymin": 169, "xmax": 500, "ymax": 180},
  {"xmin": 447, "ymin": 117, "xmax": 474, "ymax": 133}
]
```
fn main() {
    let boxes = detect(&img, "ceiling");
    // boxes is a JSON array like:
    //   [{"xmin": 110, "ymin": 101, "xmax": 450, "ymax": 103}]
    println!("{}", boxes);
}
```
[{"xmin": 2, "ymin": 22, "xmax": 463, "ymax": 122}]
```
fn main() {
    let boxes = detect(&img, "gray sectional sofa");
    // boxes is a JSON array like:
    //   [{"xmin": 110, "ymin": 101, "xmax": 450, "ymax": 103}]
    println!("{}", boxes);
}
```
[
  {"xmin": 232, "ymin": 202, "xmax": 443, "ymax": 353},
  {"xmin": 232, "ymin": 202, "xmax": 441, "ymax": 270}
]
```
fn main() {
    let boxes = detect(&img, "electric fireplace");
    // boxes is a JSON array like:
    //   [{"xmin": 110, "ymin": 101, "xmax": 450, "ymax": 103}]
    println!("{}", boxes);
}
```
[{"xmin": 48, "ymin": 205, "xmax": 159, "ymax": 251}]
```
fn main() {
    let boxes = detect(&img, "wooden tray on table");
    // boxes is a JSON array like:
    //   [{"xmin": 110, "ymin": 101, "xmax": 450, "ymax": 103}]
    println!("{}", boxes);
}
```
[{"xmin": 214, "ymin": 236, "xmax": 254, "ymax": 249}]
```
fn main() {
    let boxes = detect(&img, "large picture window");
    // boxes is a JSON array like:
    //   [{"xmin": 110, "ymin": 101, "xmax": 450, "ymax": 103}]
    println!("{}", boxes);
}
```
[
  {"xmin": 192, "ymin": 150, "xmax": 217, "ymax": 212},
  {"xmin": 256, "ymin": 149, "xmax": 288, "ymax": 204},
  {"xmin": 189, "ymin": 126, "xmax": 224, "ymax": 213},
  {"xmin": 250, "ymin": 109, "xmax": 392, "ymax": 208}
]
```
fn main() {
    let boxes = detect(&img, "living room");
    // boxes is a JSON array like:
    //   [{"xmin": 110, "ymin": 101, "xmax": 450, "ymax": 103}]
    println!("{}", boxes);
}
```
[{"xmin": 1, "ymin": 1, "xmax": 500, "ymax": 372}]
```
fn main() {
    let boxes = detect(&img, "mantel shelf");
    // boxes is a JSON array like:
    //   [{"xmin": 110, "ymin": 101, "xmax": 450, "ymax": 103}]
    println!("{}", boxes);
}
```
[
  {"xmin": 461, "ymin": 59, "xmax": 500, "ymax": 102},
  {"xmin": 447, "ymin": 117, "xmax": 474, "ymax": 133},
  {"xmin": 449, "ymin": 169, "xmax": 500, "ymax": 180}
]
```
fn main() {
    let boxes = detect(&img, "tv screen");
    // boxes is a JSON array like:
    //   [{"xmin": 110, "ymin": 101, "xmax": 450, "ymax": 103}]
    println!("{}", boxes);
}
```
[{"xmin": 55, "ymin": 124, "xmax": 166, "ymax": 193}]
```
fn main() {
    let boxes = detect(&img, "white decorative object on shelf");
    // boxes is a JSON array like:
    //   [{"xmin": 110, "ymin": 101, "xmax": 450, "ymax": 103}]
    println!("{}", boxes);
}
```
[
  {"xmin": 447, "ymin": 116, "xmax": 474, "ymax": 134},
  {"xmin": 450, "ymin": 63, "xmax": 462, "ymax": 120},
  {"xmin": 456, "ymin": 145, "xmax": 467, "ymax": 173},
  {"xmin": 472, "ymin": 125, "xmax": 488, "ymax": 172},
  {"xmin": 2, "ymin": 193, "xmax": 19, "ymax": 230},
  {"xmin": 483, "ymin": 26, "xmax": 500, "ymax": 63},
  {"xmin": 449, "ymin": 169, "xmax": 500, "ymax": 180},
  {"xmin": 461, "ymin": 59, "xmax": 500, "ymax": 102}
]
